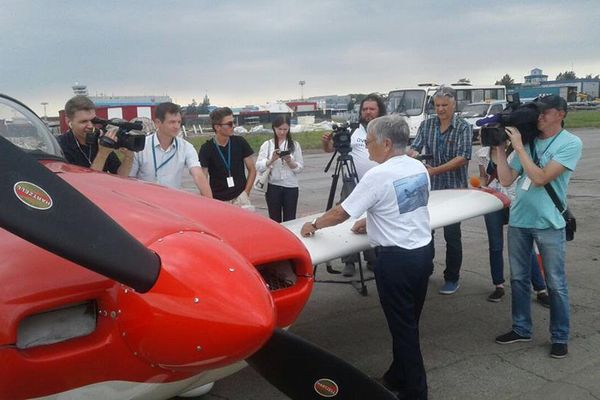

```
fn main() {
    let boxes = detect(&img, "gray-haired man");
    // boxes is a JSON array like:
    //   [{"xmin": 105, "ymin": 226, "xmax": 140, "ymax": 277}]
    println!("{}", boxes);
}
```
[{"xmin": 303, "ymin": 115, "xmax": 433, "ymax": 400}]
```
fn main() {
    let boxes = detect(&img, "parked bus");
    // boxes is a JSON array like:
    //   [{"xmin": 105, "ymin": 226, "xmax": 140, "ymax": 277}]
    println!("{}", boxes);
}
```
[{"xmin": 387, "ymin": 83, "xmax": 506, "ymax": 138}]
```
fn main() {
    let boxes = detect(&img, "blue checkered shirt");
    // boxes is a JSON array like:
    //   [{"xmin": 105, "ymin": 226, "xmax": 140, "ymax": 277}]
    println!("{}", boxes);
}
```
[{"xmin": 411, "ymin": 114, "xmax": 472, "ymax": 190}]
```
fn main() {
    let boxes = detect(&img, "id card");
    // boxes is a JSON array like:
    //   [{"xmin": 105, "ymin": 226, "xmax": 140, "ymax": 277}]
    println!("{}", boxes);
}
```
[
  {"xmin": 226, "ymin": 176, "xmax": 235, "ymax": 188},
  {"xmin": 521, "ymin": 176, "xmax": 531, "ymax": 191}
]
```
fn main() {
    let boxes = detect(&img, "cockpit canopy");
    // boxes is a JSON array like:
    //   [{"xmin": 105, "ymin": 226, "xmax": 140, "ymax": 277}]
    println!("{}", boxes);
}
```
[{"xmin": 0, "ymin": 94, "xmax": 63, "ymax": 158}]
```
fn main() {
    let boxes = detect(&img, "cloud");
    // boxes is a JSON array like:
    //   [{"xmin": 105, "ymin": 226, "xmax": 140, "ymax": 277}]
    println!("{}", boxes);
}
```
[{"xmin": 1, "ymin": 0, "xmax": 599, "ymax": 115}]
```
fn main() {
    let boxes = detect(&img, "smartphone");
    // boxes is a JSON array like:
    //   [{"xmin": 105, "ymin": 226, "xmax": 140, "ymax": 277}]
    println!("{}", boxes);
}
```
[{"xmin": 278, "ymin": 150, "xmax": 290, "ymax": 157}]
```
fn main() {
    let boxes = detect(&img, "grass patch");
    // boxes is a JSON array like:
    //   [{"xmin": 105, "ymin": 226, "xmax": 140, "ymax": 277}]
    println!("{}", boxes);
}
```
[
  {"xmin": 185, "ymin": 110, "xmax": 600, "ymax": 152},
  {"xmin": 187, "ymin": 130, "xmax": 328, "ymax": 153},
  {"xmin": 564, "ymin": 109, "xmax": 600, "ymax": 129}
]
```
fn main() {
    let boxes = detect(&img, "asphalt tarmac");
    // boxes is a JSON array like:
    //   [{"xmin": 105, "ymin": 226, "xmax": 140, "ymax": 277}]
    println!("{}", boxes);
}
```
[{"xmin": 184, "ymin": 128, "xmax": 600, "ymax": 400}]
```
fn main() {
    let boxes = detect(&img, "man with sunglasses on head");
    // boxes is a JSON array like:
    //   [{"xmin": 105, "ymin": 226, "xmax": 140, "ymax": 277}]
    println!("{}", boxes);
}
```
[
  {"xmin": 129, "ymin": 102, "xmax": 212, "ymax": 197},
  {"xmin": 199, "ymin": 107, "xmax": 256, "ymax": 207},
  {"xmin": 493, "ymin": 95, "xmax": 582, "ymax": 359},
  {"xmin": 408, "ymin": 86, "xmax": 472, "ymax": 295}
]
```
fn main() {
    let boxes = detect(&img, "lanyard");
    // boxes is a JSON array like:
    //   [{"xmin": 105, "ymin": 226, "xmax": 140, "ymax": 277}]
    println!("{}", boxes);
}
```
[
  {"xmin": 152, "ymin": 135, "xmax": 178, "ymax": 179},
  {"xmin": 531, "ymin": 130, "xmax": 562, "ymax": 166},
  {"xmin": 213, "ymin": 138, "xmax": 231, "ymax": 175}
]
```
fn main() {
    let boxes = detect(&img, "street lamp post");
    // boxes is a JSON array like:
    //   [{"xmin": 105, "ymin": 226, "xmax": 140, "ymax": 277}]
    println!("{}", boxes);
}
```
[
  {"xmin": 298, "ymin": 80, "xmax": 306, "ymax": 100},
  {"xmin": 41, "ymin": 102, "xmax": 48, "ymax": 121}
]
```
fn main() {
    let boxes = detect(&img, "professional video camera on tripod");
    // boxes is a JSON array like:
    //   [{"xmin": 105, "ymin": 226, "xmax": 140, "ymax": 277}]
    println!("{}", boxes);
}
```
[{"xmin": 319, "ymin": 121, "xmax": 372, "ymax": 295}]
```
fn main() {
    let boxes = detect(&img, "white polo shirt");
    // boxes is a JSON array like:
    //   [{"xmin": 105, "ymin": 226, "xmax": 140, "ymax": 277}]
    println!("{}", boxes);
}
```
[
  {"xmin": 341, "ymin": 155, "xmax": 432, "ymax": 249},
  {"xmin": 130, "ymin": 133, "xmax": 201, "ymax": 189}
]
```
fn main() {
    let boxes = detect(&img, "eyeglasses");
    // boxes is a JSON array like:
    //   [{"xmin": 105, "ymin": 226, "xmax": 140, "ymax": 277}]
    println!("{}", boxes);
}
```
[
  {"xmin": 217, "ymin": 122, "xmax": 235, "ymax": 128},
  {"xmin": 364, "ymin": 137, "xmax": 376, "ymax": 146}
]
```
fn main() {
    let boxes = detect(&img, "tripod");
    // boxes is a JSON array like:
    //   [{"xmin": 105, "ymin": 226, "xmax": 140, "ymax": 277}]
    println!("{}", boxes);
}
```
[{"xmin": 313, "ymin": 150, "xmax": 373, "ymax": 296}]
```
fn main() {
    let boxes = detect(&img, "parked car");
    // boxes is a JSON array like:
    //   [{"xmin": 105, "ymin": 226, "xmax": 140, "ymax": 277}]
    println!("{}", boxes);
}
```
[{"xmin": 459, "ymin": 101, "xmax": 506, "ymax": 143}]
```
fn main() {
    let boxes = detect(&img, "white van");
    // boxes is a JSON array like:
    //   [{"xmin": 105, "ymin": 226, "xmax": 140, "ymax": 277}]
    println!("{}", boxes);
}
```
[
  {"xmin": 459, "ymin": 100, "xmax": 507, "ymax": 143},
  {"xmin": 387, "ymin": 83, "xmax": 506, "ymax": 139}
]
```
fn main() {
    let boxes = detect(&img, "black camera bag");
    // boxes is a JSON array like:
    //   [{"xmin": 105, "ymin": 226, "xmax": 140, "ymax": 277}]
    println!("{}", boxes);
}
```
[{"xmin": 543, "ymin": 183, "xmax": 576, "ymax": 241}]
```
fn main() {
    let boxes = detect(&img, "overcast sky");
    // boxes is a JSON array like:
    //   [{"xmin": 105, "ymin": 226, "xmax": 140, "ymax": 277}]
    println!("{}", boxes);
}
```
[{"xmin": 1, "ymin": 0, "xmax": 599, "ymax": 115}]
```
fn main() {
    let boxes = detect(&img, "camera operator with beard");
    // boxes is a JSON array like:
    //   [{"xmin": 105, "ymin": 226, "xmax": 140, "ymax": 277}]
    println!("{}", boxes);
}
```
[
  {"xmin": 493, "ymin": 95, "xmax": 582, "ymax": 359},
  {"xmin": 57, "ymin": 95, "xmax": 133, "ymax": 176},
  {"xmin": 321, "ymin": 93, "xmax": 386, "ymax": 276}
]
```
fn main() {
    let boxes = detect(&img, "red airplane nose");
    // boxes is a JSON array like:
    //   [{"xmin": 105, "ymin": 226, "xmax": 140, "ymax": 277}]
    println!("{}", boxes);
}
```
[{"xmin": 115, "ymin": 231, "xmax": 276, "ymax": 372}]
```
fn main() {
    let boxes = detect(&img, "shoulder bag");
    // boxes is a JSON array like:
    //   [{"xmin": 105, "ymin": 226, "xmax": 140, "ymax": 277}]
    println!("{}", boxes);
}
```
[{"xmin": 253, "ymin": 141, "xmax": 271, "ymax": 193}]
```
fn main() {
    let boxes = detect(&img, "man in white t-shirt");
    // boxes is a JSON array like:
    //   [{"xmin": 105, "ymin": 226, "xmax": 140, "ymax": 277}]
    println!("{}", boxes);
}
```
[
  {"xmin": 321, "ymin": 93, "xmax": 386, "ymax": 276},
  {"xmin": 303, "ymin": 115, "xmax": 433, "ymax": 400},
  {"xmin": 130, "ymin": 102, "xmax": 212, "ymax": 197}
]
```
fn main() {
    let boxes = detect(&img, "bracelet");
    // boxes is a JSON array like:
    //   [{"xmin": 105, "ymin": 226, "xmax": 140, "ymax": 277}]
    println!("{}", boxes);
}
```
[{"xmin": 311, "ymin": 218, "xmax": 318, "ymax": 230}]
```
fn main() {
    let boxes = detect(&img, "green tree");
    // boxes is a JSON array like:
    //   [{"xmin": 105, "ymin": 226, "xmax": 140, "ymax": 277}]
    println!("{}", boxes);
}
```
[
  {"xmin": 556, "ymin": 71, "xmax": 577, "ymax": 80},
  {"xmin": 495, "ymin": 74, "xmax": 515, "ymax": 88}
]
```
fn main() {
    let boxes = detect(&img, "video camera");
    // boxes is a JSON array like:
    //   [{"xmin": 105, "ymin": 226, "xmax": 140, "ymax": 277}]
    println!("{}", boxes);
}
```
[
  {"xmin": 330, "ymin": 122, "xmax": 358, "ymax": 155},
  {"xmin": 87, "ymin": 117, "xmax": 146, "ymax": 152},
  {"xmin": 477, "ymin": 93, "xmax": 540, "ymax": 147}
]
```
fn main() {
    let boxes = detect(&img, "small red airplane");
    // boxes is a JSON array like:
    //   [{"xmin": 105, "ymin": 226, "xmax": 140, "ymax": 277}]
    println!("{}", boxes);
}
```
[{"xmin": 0, "ymin": 94, "xmax": 397, "ymax": 400}]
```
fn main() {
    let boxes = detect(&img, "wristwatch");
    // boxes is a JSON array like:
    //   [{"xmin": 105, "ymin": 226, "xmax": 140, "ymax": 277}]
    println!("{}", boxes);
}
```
[{"xmin": 311, "ymin": 218, "xmax": 318, "ymax": 230}]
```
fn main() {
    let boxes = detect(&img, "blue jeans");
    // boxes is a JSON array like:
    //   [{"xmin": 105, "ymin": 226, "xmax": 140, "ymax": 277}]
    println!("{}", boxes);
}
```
[
  {"xmin": 484, "ymin": 210, "xmax": 546, "ymax": 290},
  {"xmin": 508, "ymin": 226, "xmax": 569, "ymax": 343}
]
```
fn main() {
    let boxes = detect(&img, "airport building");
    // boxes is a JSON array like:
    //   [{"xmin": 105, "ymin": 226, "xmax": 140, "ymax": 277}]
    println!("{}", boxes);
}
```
[{"xmin": 512, "ymin": 68, "xmax": 600, "ymax": 101}]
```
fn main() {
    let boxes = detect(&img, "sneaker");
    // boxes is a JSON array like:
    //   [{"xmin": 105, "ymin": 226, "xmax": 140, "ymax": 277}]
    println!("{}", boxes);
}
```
[
  {"xmin": 342, "ymin": 263, "xmax": 356, "ymax": 277},
  {"xmin": 495, "ymin": 331, "xmax": 532, "ymax": 344},
  {"xmin": 550, "ymin": 343, "xmax": 568, "ymax": 359},
  {"xmin": 439, "ymin": 280, "xmax": 460, "ymax": 295},
  {"xmin": 537, "ymin": 291, "xmax": 551, "ymax": 308},
  {"xmin": 487, "ymin": 287, "xmax": 505, "ymax": 302}
]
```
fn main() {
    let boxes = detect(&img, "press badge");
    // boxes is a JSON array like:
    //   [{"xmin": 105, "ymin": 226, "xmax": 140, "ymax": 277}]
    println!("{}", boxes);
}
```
[
  {"xmin": 226, "ymin": 176, "xmax": 235, "ymax": 188},
  {"xmin": 521, "ymin": 176, "xmax": 531, "ymax": 191}
]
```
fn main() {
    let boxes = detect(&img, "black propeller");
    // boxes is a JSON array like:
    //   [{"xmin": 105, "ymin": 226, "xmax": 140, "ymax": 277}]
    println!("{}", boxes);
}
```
[
  {"xmin": 0, "ymin": 135, "xmax": 160, "ymax": 293},
  {"xmin": 248, "ymin": 328, "xmax": 397, "ymax": 400}
]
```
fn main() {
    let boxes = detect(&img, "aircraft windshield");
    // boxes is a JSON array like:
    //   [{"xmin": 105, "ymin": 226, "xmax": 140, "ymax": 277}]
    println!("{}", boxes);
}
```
[
  {"xmin": 0, "ymin": 95, "xmax": 63, "ymax": 157},
  {"xmin": 460, "ymin": 104, "xmax": 489, "ymax": 118},
  {"xmin": 387, "ymin": 90, "xmax": 425, "ymax": 116}
]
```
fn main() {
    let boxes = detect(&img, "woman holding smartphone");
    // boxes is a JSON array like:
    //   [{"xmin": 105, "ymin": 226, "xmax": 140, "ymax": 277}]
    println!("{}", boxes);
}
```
[{"xmin": 256, "ymin": 115, "xmax": 304, "ymax": 222}]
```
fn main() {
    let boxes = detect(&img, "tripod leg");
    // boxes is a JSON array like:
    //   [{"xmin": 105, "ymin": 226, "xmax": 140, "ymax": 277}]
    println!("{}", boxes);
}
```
[
  {"xmin": 326, "ymin": 160, "xmax": 342, "ymax": 210},
  {"xmin": 355, "ymin": 257, "xmax": 368, "ymax": 296}
]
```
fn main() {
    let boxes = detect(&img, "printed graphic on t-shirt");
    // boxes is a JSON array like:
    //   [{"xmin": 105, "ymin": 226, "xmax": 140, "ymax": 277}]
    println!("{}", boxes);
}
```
[{"xmin": 393, "ymin": 173, "xmax": 429, "ymax": 214}]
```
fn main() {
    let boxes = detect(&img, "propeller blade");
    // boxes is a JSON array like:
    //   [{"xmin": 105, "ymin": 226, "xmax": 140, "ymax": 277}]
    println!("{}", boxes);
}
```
[
  {"xmin": 0, "ymin": 136, "xmax": 160, "ymax": 293},
  {"xmin": 248, "ymin": 328, "xmax": 397, "ymax": 400}
]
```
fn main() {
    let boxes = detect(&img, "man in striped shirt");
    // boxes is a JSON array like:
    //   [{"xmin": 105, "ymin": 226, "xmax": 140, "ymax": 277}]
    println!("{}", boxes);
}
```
[{"xmin": 409, "ymin": 86, "xmax": 472, "ymax": 295}]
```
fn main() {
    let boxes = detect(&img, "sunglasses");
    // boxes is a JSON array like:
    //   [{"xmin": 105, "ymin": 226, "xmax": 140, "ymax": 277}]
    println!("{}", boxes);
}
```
[
  {"xmin": 217, "ymin": 122, "xmax": 235, "ymax": 128},
  {"xmin": 436, "ymin": 88, "xmax": 455, "ymax": 98}
]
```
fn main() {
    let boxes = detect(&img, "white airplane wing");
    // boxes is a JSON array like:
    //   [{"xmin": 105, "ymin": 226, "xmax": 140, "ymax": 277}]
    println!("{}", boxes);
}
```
[{"xmin": 282, "ymin": 188, "xmax": 509, "ymax": 266}]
